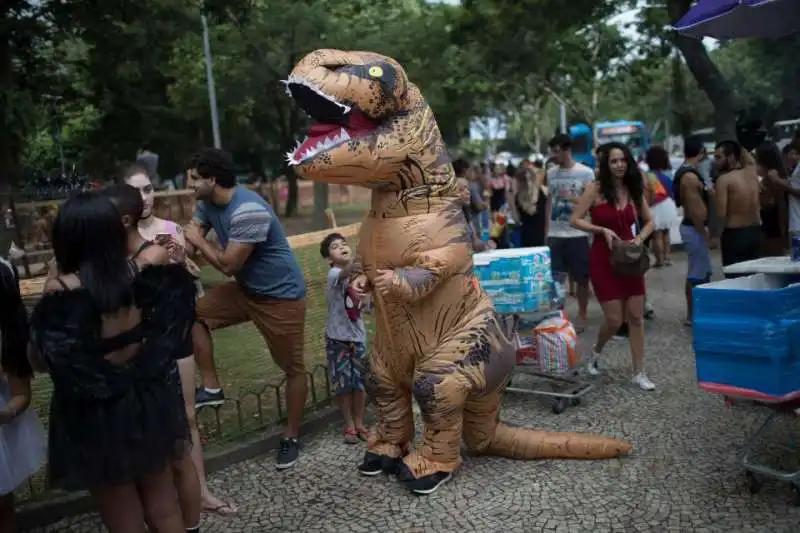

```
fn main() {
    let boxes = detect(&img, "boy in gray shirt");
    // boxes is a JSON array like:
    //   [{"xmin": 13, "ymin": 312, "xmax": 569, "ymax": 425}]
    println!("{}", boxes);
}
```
[{"xmin": 320, "ymin": 233, "xmax": 368, "ymax": 444}]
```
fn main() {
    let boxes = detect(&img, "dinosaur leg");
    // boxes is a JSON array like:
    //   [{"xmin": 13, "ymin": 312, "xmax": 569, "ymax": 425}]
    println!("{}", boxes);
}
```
[
  {"xmin": 396, "ymin": 300, "xmax": 512, "ymax": 494},
  {"xmin": 462, "ymin": 389, "xmax": 632, "ymax": 459},
  {"xmin": 358, "ymin": 346, "xmax": 415, "ymax": 477},
  {"xmin": 396, "ymin": 369, "xmax": 469, "ymax": 495}
]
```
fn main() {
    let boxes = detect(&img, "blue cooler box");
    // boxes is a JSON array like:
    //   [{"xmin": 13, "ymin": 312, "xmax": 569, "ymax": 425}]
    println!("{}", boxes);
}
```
[
  {"xmin": 473, "ymin": 247, "xmax": 554, "ymax": 314},
  {"xmin": 693, "ymin": 274, "xmax": 800, "ymax": 396}
]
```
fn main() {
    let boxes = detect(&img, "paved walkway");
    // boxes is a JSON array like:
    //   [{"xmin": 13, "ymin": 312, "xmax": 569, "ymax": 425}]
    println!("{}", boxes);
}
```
[{"xmin": 30, "ymin": 251, "xmax": 800, "ymax": 532}]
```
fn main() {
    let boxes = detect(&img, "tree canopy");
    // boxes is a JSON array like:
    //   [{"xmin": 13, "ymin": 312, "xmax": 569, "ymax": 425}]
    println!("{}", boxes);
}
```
[{"xmin": 2, "ymin": 0, "xmax": 798, "ymax": 210}]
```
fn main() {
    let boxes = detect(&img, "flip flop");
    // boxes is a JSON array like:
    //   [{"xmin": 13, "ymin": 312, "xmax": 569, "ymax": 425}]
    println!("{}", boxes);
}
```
[
  {"xmin": 343, "ymin": 428, "xmax": 358, "ymax": 444},
  {"xmin": 355, "ymin": 427, "xmax": 369, "ymax": 442},
  {"xmin": 203, "ymin": 502, "xmax": 238, "ymax": 517}
]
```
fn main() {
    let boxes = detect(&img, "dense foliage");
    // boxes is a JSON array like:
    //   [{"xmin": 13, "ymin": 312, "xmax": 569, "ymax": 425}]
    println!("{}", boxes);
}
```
[{"xmin": 1, "ymin": 0, "xmax": 797, "ymax": 212}]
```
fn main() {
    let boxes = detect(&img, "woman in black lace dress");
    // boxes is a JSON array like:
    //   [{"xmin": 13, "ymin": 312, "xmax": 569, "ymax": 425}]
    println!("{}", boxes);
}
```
[{"xmin": 30, "ymin": 192, "xmax": 196, "ymax": 533}]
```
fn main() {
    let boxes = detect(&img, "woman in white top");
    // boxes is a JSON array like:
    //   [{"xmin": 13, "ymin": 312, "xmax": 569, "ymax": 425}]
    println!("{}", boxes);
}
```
[
  {"xmin": 121, "ymin": 165, "xmax": 237, "ymax": 517},
  {"xmin": 0, "ymin": 258, "xmax": 46, "ymax": 533}
]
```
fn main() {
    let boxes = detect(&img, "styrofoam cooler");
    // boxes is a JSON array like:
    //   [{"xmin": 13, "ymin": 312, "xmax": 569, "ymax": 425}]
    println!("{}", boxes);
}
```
[
  {"xmin": 473, "ymin": 247, "xmax": 554, "ymax": 314},
  {"xmin": 693, "ymin": 273, "xmax": 800, "ymax": 396}
]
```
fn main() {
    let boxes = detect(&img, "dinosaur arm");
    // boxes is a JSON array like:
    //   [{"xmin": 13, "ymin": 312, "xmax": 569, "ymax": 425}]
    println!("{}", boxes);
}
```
[{"xmin": 391, "ymin": 243, "xmax": 472, "ymax": 302}]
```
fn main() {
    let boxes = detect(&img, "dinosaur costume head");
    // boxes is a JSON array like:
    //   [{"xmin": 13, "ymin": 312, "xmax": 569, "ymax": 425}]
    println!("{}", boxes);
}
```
[{"xmin": 285, "ymin": 49, "xmax": 451, "ymax": 189}]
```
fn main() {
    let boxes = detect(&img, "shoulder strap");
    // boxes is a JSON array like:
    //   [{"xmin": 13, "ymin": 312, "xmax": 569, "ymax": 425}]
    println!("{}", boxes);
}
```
[
  {"xmin": 54, "ymin": 277, "xmax": 69, "ymax": 291},
  {"xmin": 132, "ymin": 240, "xmax": 154, "ymax": 260},
  {"xmin": 99, "ymin": 323, "xmax": 144, "ymax": 355}
]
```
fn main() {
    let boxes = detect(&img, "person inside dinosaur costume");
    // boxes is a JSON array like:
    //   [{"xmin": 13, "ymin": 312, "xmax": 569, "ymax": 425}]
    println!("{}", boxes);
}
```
[{"xmin": 284, "ymin": 49, "xmax": 632, "ymax": 495}]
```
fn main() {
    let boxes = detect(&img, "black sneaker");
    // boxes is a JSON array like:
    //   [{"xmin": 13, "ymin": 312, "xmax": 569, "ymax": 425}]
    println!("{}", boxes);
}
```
[
  {"xmin": 195, "ymin": 387, "xmax": 225, "ymax": 408},
  {"xmin": 613, "ymin": 323, "xmax": 629, "ymax": 340},
  {"xmin": 396, "ymin": 461, "xmax": 452, "ymax": 495},
  {"xmin": 275, "ymin": 437, "xmax": 300, "ymax": 470},
  {"xmin": 358, "ymin": 451, "xmax": 400, "ymax": 477}
]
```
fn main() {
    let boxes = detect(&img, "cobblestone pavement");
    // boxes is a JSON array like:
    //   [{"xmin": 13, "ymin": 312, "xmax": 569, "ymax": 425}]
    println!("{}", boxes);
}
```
[{"xmin": 29, "ymin": 251, "xmax": 800, "ymax": 533}]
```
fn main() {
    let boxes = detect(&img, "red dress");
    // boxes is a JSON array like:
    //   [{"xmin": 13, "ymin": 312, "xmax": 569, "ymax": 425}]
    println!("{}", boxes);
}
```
[{"xmin": 588, "ymin": 202, "xmax": 646, "ymax": 303}]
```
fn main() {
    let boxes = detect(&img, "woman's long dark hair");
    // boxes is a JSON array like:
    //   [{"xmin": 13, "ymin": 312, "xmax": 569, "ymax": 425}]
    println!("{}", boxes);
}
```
[
  {"xmin": 51, "ymin": 192, "xmax": 133, "ymax": 313},
  {"xmin": 0, "ymin": 258, "xmax": 32, "ymax": 378},
  {"xmin": 596, "ymin": 142, "xmax": 645, "ymax": 210},
  {"xmin": 645, "ymin": 145, "xmax": 671, "ymax": 172},
  {"xmin": 755, "ymin": 142, "xmax": 788, "ymax": 180},
  {"xmin": 100, "ymin": 184, "xmax": 144, "ymax": 226}
]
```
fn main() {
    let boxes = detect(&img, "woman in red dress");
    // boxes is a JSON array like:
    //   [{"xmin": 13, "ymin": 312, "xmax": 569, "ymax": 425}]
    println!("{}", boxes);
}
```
[{"xmin": 570, "ymin": 142, "xmax": 656, "ymax": 391}]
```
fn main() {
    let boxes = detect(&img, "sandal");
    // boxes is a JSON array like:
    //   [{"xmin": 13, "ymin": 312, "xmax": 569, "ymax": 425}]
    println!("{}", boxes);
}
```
[
  {"xmin": 203, "ymin": 501, "xmax": 238, "ymax": 517},
  {"xmin": 343, "ymin": 428, "xmax": 358, "ymax": 444},
  {"xmin": 355, "ymin": 427, "xmax": 369, "ymax": 442}
]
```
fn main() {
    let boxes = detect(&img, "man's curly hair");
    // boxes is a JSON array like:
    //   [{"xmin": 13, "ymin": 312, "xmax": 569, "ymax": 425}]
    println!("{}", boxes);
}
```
[{"xmin": 184, "ymin": 147, "xmax": 236, "ymax": 188}]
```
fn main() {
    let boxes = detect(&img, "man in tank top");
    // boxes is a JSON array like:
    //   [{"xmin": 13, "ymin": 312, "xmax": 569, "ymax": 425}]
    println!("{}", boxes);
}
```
[{"xmin": 674, "ymin": 137, "xmax": 714, "ymax": 327}]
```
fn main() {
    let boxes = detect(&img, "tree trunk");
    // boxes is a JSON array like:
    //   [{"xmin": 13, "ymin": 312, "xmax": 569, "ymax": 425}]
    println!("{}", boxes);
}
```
[
  {"xmin": 284, "ymin": 166, "xmax": 299, "ymax": 218},
  {"xmin": 312, "ymin": 182, "xmax": 329, "ymax": 230},
  {"xmin": 0, "ymin": 17, "xmax": 18, "ymax": 259},
  {"xmin": 671, "ymin": 50, "xmax": 693, "ymax": 138},
  {"xmin": 0, "ymin": 20, "xmax": 18, "ymax": 189},
  {"xmin": 668, "ymin": 0, "xmax": 737, "ymax": 142}
]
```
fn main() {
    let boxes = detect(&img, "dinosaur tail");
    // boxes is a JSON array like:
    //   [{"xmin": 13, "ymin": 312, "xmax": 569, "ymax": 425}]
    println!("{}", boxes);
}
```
[{"xmin": 482, "ymin": 422, "xmax": 632, "ymax": 460}]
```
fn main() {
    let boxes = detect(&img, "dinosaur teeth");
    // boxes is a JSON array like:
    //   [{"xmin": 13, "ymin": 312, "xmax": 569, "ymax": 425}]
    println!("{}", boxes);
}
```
[
  {"xmin": 287, "ymin": 127, "xmax": 353, "ymax": 166},
  {"xmin": 283, "ymin": 76, "xmax": 352, "ymax": 114}
]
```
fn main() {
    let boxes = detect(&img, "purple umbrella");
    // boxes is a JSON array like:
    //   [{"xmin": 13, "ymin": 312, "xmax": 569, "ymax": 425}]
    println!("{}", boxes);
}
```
[{"xmin": 674, "ymin": 0, "xmax": 800, "ymax": 39}]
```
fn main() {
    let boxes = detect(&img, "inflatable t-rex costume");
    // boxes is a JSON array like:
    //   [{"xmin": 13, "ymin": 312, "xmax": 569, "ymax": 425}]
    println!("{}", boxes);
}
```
[{"xmin": 285, "ymin": 49, "xmax": 631, "ymax": 494}]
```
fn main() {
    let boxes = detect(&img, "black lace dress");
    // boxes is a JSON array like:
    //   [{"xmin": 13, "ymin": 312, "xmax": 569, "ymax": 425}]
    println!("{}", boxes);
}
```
[{"xmin": 30, "ymin": 264, "xmax": 196, "ymax": 490}]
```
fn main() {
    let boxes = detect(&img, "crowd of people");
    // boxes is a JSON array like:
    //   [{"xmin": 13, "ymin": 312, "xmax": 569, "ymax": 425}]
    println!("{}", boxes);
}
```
[
  {"xmin": 0, "ymin": 148, "xmax": 312, "ymax": 532},
  {"xmin": 454, "ymin": 132, "xmax": 800, "ymax": 393},
  {"xmin": 0, "ymin": 130, "xmax": 798, "ymax": 530},
  {"xmin": 677, "ymin": 135, "xmax": 800, "ymax": 327}
]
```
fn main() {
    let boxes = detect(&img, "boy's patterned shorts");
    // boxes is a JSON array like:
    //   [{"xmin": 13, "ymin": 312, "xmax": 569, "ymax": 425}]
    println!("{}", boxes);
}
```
[{"xmin": 325, "ymin": 337, "xmax": 367, "ymax": 397}]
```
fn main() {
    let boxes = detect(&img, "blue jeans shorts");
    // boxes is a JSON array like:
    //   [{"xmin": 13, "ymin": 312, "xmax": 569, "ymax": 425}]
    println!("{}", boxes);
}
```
[{"xmin": 679, "ymin": 224, "xmax": 712, "ymax": 285}]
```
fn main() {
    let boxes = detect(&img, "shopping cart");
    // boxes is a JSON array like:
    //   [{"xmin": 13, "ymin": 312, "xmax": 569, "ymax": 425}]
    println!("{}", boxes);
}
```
[
  {"xmin": 500, "ymin": 272, "xmax": 595, "ymax": 414},
  {"xmin": 693, "ymin": 266, "xmax": 800, "ymax": 505},
  {"xmin": 700, "ymin": 383, "xmax": 800, "ymax": 505}
]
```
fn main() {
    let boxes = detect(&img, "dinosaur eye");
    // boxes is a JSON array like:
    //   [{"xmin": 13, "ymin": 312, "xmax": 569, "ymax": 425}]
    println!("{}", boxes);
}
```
[{"xmin": 368, "ymin": 66, "xmax": 383, "ymax": 78}]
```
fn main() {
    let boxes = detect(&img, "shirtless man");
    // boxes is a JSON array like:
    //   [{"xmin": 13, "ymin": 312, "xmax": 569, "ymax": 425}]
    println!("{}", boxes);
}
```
[
  {"xmin": 674, "ymin": 138, "xmax": 714, "ymax": 326},
  {"xmin": 714, "ymin": 140, "xmax": 762, "ymax": 276}
]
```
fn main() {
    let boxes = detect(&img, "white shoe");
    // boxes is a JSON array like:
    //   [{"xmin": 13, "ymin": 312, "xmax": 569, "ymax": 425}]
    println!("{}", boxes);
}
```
[
  {"xmin": 632, "ymin": 373, "xmax": 655, "ymax": 391},
  {"xmin": 588, "ymin": 350, "xmax": 601, "ymax": 376}
]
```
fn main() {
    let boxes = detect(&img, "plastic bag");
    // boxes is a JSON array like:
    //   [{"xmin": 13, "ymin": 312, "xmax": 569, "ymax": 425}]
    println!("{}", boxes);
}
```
[{"xmin": 535, "ymin": 315, "xmax": 578, "ymax": 374}]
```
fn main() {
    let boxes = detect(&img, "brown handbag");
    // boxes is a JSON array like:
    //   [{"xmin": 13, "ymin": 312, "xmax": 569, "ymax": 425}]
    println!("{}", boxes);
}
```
[
  {"xmin": 610, "ymin": 239, "xmax": 650, "ymax": 276},
  {"xmin": 609, "ymin": 201, "xmax": 650, "ymax": 277}
]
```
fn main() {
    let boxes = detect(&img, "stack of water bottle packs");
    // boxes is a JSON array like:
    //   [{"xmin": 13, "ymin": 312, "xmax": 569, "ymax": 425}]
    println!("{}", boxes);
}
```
[
  {"xmin": 693, "ymin": 273, "xmax": 800, "ymax": 397},
  {"xmin": 473, "ymin": 247, "xmax": 555, "ymax": 315}
]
